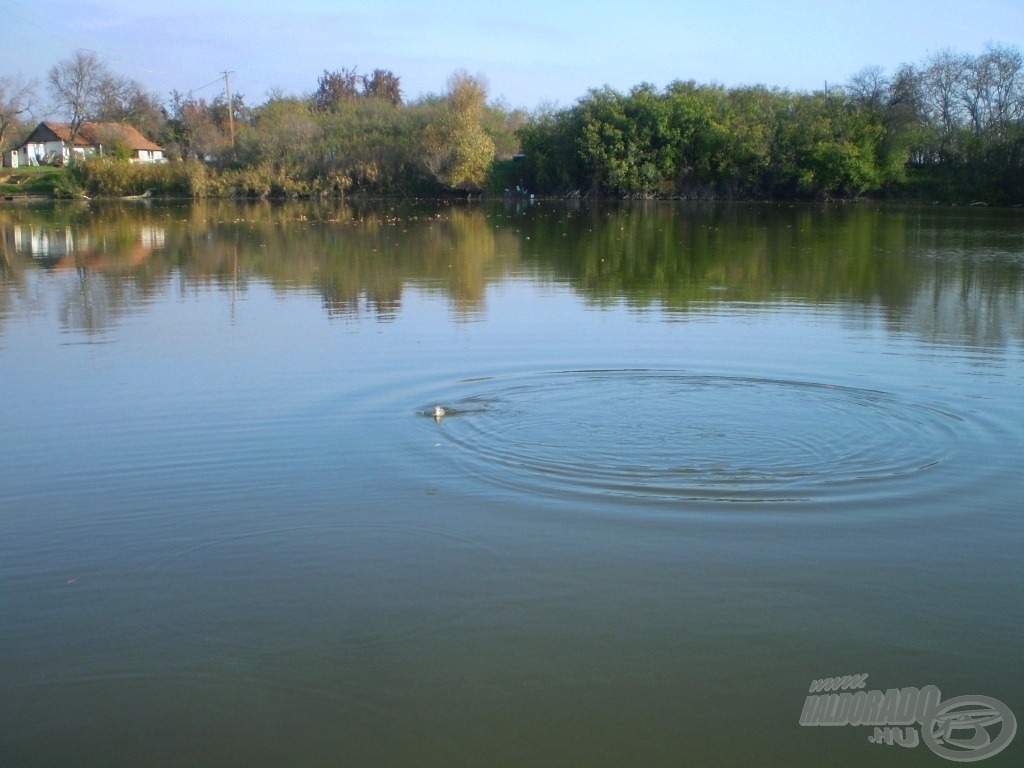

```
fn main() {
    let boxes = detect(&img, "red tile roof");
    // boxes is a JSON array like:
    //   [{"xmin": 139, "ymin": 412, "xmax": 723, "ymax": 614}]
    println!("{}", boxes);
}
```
[{"xmin": 40, "ymin": 121, "xmax": 163, "ymax": 152}]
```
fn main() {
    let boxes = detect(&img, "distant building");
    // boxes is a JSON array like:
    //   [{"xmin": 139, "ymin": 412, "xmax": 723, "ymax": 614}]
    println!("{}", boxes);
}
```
[{"xmin": 10, "ymin": 121, "xmax": 165, "ymax": 167}]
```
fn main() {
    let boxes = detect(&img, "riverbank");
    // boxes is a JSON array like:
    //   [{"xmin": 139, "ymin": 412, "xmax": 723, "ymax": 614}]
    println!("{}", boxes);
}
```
[
  {"xmin": 3, "ymin": 160, "xmax": 1020, "ymax": 206},
  {"xmin": 0, "ymin": 167, "xmax": 65, "ymax": 198}
]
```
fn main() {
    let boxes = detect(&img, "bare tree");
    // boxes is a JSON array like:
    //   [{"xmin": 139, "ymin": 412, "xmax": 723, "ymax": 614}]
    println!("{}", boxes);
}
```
[
  {"xmin": 846, "ymin": 65, "xmax": 889, "ymax": 110},
  {"xmin": 47, "ymin": 50, "xmax": 116, "ymax": 157},
  {"xmin": 94, "ymin": 79, "xmax": 167, "ymax": 140},
  {"xmin": 962, "ymin": 43, "xmax": 1024, "ymax": 135},
  {"xmin": 167, "ymin": 91, "xmax": 223, "ymax": 160},
  {"xmin": 0, "ymin": 74, "xmax": 37, "ymax": 151},
  {"xmin": 887, "ymin": 64, "xmax": 923, "ymax": 118},
  {"xmin": 920, "ymin": 49, "xmax": 971, "ymax": 133},
  {"xmin": 93, "ymin": 72, "xmax": 133, "ymax": 120}
]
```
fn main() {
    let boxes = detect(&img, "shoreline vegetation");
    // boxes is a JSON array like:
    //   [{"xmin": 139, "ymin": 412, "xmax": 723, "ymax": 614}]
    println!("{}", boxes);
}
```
[{"xmin": 3, "ymin": 45, "xmax": 1024, "ymax": 205}]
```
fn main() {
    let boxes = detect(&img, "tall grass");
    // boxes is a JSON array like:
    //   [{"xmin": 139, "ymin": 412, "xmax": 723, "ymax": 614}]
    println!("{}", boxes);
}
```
[
  {"xmin": 66, "ymin": 158, "xmax": 362, "ymax": 199},
  {"xmin": 69, "ymin": 158, "xmax": 207, "ymax": 197}
]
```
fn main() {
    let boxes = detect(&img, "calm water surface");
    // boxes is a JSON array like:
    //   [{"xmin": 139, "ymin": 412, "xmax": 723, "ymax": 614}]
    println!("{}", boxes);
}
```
[{"xmin": 1, "ymin": 200, "xmax": 1022, "ymax": 767}]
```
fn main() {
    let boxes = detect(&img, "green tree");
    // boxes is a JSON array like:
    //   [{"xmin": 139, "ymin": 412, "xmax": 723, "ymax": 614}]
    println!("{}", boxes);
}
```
[
  {"xmin": 517, "ymin": 103, "xmax": 584, "ymax": 192},
  {"xmin": 771, "ymin": 92, "xmax": 884, "ymax": 196},
  {"xmin": 236, "ymin": 96, "xmax": 322, "ymax": 172}
]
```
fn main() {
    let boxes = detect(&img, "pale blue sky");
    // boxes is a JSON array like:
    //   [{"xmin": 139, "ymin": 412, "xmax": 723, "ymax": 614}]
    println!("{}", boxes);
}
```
[{"xmin": 4, "ymin": 0, "xmax": 1024, "ymax": 110}]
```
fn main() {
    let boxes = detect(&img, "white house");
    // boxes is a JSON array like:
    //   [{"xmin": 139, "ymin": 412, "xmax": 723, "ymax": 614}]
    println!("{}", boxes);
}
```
[{"xmin": 11, "ymin": 121, "xmax": 165, "ymax": 167}]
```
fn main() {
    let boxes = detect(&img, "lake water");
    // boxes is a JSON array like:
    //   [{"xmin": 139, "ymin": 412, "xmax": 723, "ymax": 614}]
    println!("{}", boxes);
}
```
[{"xmin": 1, "ymin": 200, "xmax": 1022, "ymax": 767}]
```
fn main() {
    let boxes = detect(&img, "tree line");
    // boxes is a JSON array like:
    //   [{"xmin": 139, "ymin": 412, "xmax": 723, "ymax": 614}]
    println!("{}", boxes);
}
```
[
  {"xmin": 2, "ymin": 51, "xmax": 522, "ymax": 197},
  {"xmin": 520, "ymin": 43, "xmax": 1024, "ymax": 203},
  {"xmin": 2, "ymin": 44, "xmax": 1023, "ymax": 202}
]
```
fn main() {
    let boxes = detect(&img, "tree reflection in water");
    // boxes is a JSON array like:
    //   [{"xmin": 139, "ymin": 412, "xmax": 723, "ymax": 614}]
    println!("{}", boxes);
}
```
[{"xmin": 1, "ymin": 200, "xmax": 1021, "ymax": 348}]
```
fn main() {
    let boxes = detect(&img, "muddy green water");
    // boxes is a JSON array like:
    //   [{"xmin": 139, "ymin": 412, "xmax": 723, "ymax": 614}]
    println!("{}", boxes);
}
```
[{"xmin": 1, "ymin": 200, "xmax": 1022, "ymax": 767}]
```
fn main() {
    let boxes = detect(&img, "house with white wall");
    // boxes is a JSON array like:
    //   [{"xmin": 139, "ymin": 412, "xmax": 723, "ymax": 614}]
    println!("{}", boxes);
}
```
[{"xmin": 9, "ymin": 121, "xmax": 165, "ymax": 167}]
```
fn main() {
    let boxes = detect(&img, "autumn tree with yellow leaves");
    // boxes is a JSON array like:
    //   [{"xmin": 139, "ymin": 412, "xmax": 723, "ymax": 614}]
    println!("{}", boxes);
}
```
[{"xmin": 422, "ymin": 71, "xmax": 496, "ymax": 191}]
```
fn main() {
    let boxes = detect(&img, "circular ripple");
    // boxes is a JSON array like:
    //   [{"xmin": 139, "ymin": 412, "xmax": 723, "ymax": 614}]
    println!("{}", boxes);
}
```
[{"xmin": 432, "ymin": 370, "xmax": 978, "ymax": 506}]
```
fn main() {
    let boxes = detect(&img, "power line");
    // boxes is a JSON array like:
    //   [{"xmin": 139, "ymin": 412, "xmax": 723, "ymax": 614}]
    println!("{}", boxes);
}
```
[
  {"xmin": 184, "ymin": 76, "xmax": 227, "ymax": 97},
  {"xmin": 6, "ymin": 0, "xmax": 172, "ymax": 79},
  {"xmin": 6, "ymin": 1, "xmax": 129, "ymax": 68}
]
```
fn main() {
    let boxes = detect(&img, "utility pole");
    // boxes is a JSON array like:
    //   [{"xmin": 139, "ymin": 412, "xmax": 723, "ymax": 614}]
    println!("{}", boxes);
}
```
[{"xmin": 223, "ymin": 70, "xmax": 236, "ymax": 150}]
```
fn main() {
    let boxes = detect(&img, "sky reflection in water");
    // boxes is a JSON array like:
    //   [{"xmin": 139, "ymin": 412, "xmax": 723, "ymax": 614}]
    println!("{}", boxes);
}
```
[{"xmin": 1, "ymin": 200, "xmax": 1022, "ymax": 768}]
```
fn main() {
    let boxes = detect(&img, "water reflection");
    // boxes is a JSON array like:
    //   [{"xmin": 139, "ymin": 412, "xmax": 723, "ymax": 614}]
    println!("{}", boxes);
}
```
[
  {"xmin": 3, "ymin": 200, "xmax": 1022, "ymax": 768},
  {"xmin": 1, "ymin": 200, "xmax": 1022, "ymax": 346},
  {"xmin": 518, "ymin": 204, "xmax": 1024, "ymax": 340}
]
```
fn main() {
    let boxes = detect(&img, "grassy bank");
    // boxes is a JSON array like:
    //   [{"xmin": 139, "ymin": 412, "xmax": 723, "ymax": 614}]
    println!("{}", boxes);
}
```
[
  {"xmin": 0, "ymin": 167, "xmax": 66, "ymax": 198},
  {"xmin": 2, "ymin": 161, "xmax": 405, "ymax": 200}
]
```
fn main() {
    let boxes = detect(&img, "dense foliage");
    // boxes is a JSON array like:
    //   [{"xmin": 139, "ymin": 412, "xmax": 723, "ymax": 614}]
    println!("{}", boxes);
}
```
[
  {"xmin": 5, "ymin": 44, "xmax": 1023, "ymax": 202},
  {"xmin": 520, "ymin": 44, "xmax": 1024, "ymax": 202}
]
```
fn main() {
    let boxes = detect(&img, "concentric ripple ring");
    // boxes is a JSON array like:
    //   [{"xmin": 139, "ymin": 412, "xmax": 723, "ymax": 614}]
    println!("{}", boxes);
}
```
[{"xmin": 428, "ymin": 370, "xmax": 984, "ymax": 507}]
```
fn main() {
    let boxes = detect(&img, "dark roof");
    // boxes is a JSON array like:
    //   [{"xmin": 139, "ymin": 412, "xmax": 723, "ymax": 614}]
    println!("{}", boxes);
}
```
[{"xmin": 22, "ymin": 121, "xmax": 163, "ymax": 152}]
